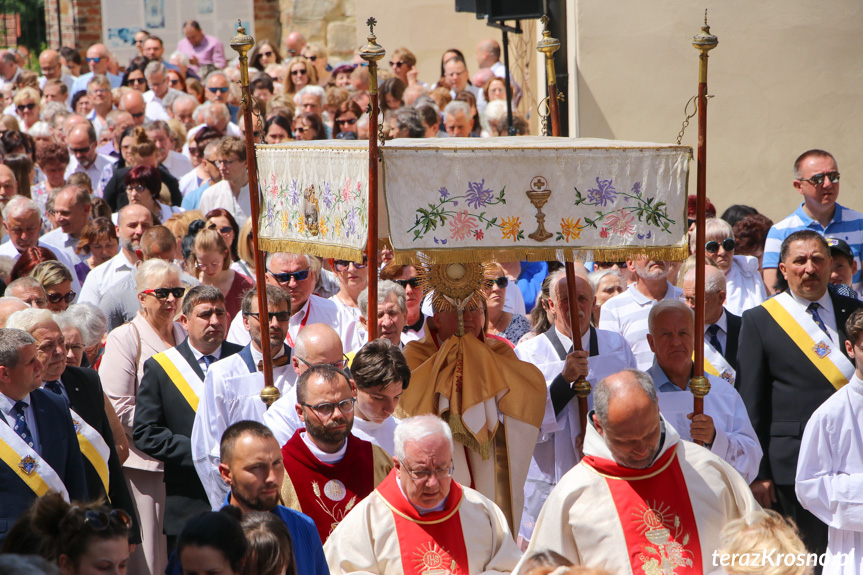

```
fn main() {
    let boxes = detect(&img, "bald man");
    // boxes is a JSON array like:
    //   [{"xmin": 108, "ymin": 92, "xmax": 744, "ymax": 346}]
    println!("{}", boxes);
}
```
[
  {"xmin": 37, "ymin": 49, "xmax": 74, "ymax": 95},
  {"xmin": 120, "ymin": 90, "xmax": 147, "ymax": 126},
  {"xmin": 0, "ymin": 296, "xmax": 28, "ymax": 326},
  {"xmin": 71, "ymin": 43, "xmax": 122, "ymax": 95},
  {"xmin": 285, "ymin": 31, "xmax": 307, "ymax": 58}
]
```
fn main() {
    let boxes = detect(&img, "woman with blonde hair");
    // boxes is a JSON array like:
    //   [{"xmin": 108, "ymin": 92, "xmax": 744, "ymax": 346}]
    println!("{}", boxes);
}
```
[
  {"xmin": 235, "ymin": 217, "xmax": 256, "ymax": 282},
  {"xmin": 191, "ymin": 228, "xmax": 254, "ymax": 321},
  {"xmin": 485, "ymin": 261, "xmax": 531, "ymax": 345},
  {"xmin": 30, "ymin": 260, "xmax": 77, "ymax": 312},
  {"xmin": 13, "ymin": 86, "xmax": 41, "ymax": 131},
  {"xmin": 715, "ymin": 510, "xmax": 813, "ymax": 575},
  {"xmin": 284, "ymin": 56, "xmax": 318, "ymax": 97}
]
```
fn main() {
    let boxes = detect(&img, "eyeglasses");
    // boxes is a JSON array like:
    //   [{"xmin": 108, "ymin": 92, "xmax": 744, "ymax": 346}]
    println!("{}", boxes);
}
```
[
  {"xmin": 389, "ymin": 60, "xmax": 405, "ymax": 68},
  {"xmin": 16, "ymin": 103, "xmax": 36, "ymax": 112},
  {"xmin": 300, "ymin": 397, "xmax": 356, "ymax": 417},
  {"xmin": 291, "ymin": 69, "xmax": 307, "ymax": 76},
  {"xmin": 260, "ymin": 50, "xmax": 274, "ymax": 57},
  {"xmin": 399, "ymin": 459, "xmax": 455, "ymax": 482},
  {"xmin": 85, "ymin": 57, "xmax": 102, "ymax": 63},
  {"xmin": 296, "ymin": 354, "xmax": 349, "ymax": 370},
  {"xmin": 130, "ymin": 111, "xmax": 145, "ymax": 119},
  {"xmin": 126, "ymin": 184, "xmax": 147, "ymax": 193},
  {"xmin": 208, "ymin": 224, "xmax": 233, "ymax": 235},
  {"xmin": 492, "ymin": 276, "xmax": 509, "ymax": 288},
  {"xmin": 141, "ymin": 287, "xmax": 186, "ymax": 299},
  {"xmin": 394, "ymin": 278, "xmax": 420, "ymax": 289},
  {"xmin": 47, "ymin": 290, "xmax": 76, "ymax": 304},
  {"xmin": 69, "ymin": 144, "xmax": 94, "ymax": 154},
  {"xmin": 80, "ymin": 508, "xmax": 133, "ymax": 530},
  {"xmin": 595, "ymin": 261, "xmax": 626, "ymax": 269},
  {"xmin": 48, "ymin": 209, "xmax": 73, "ymax": 217},
  {"xmin": 798, "ymin": 171, "xmax": 840, "ymax": 186},
  {"xmin": 128, "ymin": 77, "xmax": 147, "ymax": 85},
  {"xmin": 336, "ymin": 117, "xmax": 357, "ymax": 126},
  {"xmin": 88, "ymin": 88, "xmax": 110, "ymax": 95},
  {"xmin": 294, "ymin": 126, "xmax": 310, "ymax": 134},
  {"xmin": 245, "ymin": 310, "xmax": 292, "ymax": 322},
  {"xmin": 188, "ymin": 146, "xmax": 201, "ymax": 156},
  {"xmin": 304, "ymin": 55, "xmax": 317, "ymax": 62},
  {"xmin": 705, "ymin": 238, "xmax": 735, "ymax": 254},
  {"xmin": 215, "ymin": 158, "xmax": 240, "ymax": 167},
  {"xmin": 207, "ymin": 86, "xmax": 229, "ymax": 93},
  {"xmin": 333, "ymin": 257, "xmax": 368, "ymax": 271},
  {"xmin": 268, "ymin": 269, "xmax": 309, "ymax": 283},
  {"xmin": 169, "ymin": 79, "xmax": 181, "ymax": 86}
]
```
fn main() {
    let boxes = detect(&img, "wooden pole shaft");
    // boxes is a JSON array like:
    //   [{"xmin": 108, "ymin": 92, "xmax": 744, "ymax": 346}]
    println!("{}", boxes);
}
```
[{"xmin": 367, "ymin": 72, "xmax": 380, "ymax": 341}]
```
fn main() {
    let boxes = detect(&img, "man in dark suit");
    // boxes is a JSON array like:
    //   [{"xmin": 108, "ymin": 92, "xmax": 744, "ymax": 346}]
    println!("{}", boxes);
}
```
[
  {"xmin": 4, "ymin": 308, "xmax": 139, "ymax": 543},
  {"xmin": 682, "ymin": 265, "xmax": 741, "ymax": 379},
  {"xmin": 133, "ymin": 285, "xmax": 242, "ymax": 551},
  {"xmin": 0, "ymin": 328, "xmax": 87, "ymax": 544},
  {"xmin": 738, "ymin": 230, "xmax": 863, "ymax": 557}
]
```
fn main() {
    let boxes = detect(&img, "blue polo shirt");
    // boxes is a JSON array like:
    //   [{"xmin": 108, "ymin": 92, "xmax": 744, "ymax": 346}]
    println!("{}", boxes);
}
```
[{"xmin": 763, "ymin": 202, "xmax": 863, "ymax": 286}]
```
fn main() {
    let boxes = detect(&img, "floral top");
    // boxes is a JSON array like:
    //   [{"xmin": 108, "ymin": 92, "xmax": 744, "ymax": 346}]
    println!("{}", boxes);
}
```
[
  {"xmin": 497, "ymin": 313, "xmax": 532, "ymax": 346},
  {"xmin": 29, "ymin": 181, "xmax": 56, "ymax": 234}
]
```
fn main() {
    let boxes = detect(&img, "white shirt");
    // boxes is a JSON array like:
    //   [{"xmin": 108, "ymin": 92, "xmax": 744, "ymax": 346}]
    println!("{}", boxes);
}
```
[
  {"xmin": 0, "ymin": 391, "xmax": 40, "ymax": 453},
  {"xmin": 65, "ymin": 153, "xmax": 116, "ymax": 192},
  {"xmin": 183, "ymin": 122, "xmax": 242, "ymax": 158},
  {"xmin": 78, "ymin": 251, "xmax": 137, "ymax": 305},
  {"xmin": 178, "ymin": 169, "xmax": 205, "ymax": 197},
  {"xmin": 599, "ymin": 281, "xmax": 684, "ymax": 370},
  {"xmin": 227, "ymin": 294, "xmax": 350, "ymax": 348},
  {"xmin": 0, "ymin": 239, "xmax": 82, "ymax": 294},
  {"xmin": 705, "ymin": 308, "xmax": 729, "ymax": 354},
  {"xmin": 198, "ymin": 180, "xmax": 251, "ymax": 228},
  {"xmin": 300, "ymin": 431, "xmax": 347, "ymax": 463},
  {"xmin": 788, "ymin": 287, "xmax": 838, "ymax": 343},
  {"xmin": 40, "ymin": 227, "xmax": 87, "ymax": 265},
  {"xmin": 797, "ymin": 374, "xmax": 863, "ymax": 574},
  {"xmin": 724, "ymin": 255, "xmax": 767, "ymax": 316},
  {"xmin": 162, "ymin": 150, "xmax": 194, "ymax": 180},
  {"xmin": 189, "ymin": 343, "xmax": 222, "ymax": 377}
]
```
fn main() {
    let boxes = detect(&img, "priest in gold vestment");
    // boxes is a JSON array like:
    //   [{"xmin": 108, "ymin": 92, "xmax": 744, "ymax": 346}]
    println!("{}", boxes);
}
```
[{"xmin": 325, "ymin": 415, "xmax": 522, "ymax": 575}]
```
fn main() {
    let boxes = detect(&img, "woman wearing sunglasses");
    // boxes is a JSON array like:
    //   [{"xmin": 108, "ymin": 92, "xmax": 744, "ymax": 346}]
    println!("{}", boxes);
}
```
[
  {"xmin": 331, "ymin": 100, "xmax": 362, "ymax": 140},
  {"xmin": 12, "ymin": 86, "xmax": 41, "ymax": 131},
  {"xmin": 249, "ymin": 39, "xmax": 283, "ymax": 72},
  {"xmin": 192, "ymin": 228, "xmax": 253, "ymax": 321},
  {"xmin": 284, "ymin": 56, "xmax": 318, "ymax": 98},
  {"xmin": 329, "ymin": 255, "xmax": 370, "ymax": 321},
  {"xmin": 693, "ymin": 217, "xmax": 767, "ymax": 315},
  {"xmin": 99, "ymin": 259, "xmax": 186, "ymax": 574},
  {"xmin": 22, "ymin": 492, "xmax": 131, "ymax": 575},
  {"xmin": 380, "ymin": 262, "xmax": 426, "ymax": 343},
  {"xmin": 31, "ymin": 260, "xmax": 77, "ymax": 311},
  {"xmin": 121, "ymin": 57, "xmax": 150, "ymax": 93},
  {"xmin": 485, "ymin": 262, "xmax": 531, "ymax": 345}
]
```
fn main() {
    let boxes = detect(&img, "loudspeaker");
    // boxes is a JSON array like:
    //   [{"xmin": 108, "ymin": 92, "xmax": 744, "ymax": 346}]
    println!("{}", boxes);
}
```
[
  {"xmin": 454, "ymin": 0, "xmax": 489, "ymax": 18},
  {"xmin": 487, "ymin": 0, "xmax": 543, "ymax": 21}
]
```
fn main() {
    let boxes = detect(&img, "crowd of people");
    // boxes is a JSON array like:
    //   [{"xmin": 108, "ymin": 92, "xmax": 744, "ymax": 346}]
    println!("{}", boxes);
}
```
[{"xmin": 0, "ymin": 22, "xmax": 861, "ymax": 575}]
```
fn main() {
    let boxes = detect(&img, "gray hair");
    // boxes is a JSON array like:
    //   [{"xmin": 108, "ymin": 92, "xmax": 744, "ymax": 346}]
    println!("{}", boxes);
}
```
[
  {"xmin": 647, "ymin": 299, "xmax": 693, "ymax": 335},
  {"xmin": 172, "ymin": 93, "xmax": 198, "ymax": 112},
  {"xmin": 704, "ymin": 217, "xmax": 734, "ymax": 240},
  {"xmin": 358, "ymin": 280, "xmax": 407, "ymax": 319},
  {"xmin": 3, "ymin": 195, "xmax": 41, "ymax": 220},
  {"xmin": 204, "ymin": 102, "xmax": 230, "ymax": 124},
  {"xmin": 204, "ymin": 70, "xmax": 228, "ymax": 86},
  {"xmin": 169, "ymin": 51, "xmax": 190, "ymax": 68},
  {"xmin": 0, "ymin": 328, "xmax": 36, "ymax": 368},
  {"xmin": 6, "ymin": 308, "xmax": 55, "ymax": 334},
  {"xmin": 135, "ymin": 259, "xmax": 181, "ymax": 292},
  {"xmin": 27, "ymin": 121, "xmax": 52, "ymax": 140},
  {"xmin": 161, "ymin": 90, "xmax": 183, "ymax": 112},
  {"xmin": 443, "ymin": 100, "xmax": 470, "ymax": 120},
  {"xmin": 0, "ymin": 255, "xmax": 13, "ymax": 283},
  {"xmin": 413, "ymin": 94, "xmax": 439, "ymax": 112},
  {"xmin": 593, "ymin": 368, "xmax": 658, "ymax": 428},
  {"xmin": 58, "ymin": 303, "xmax": 107, "ymax": 347},
  {"xmin": 144, "ymin": 60, "xmax": 166, "ymax": 79},
  {"xmin": 588, "ymin": 268, "xmax": 620, "ymax": 292},
  {"xmin": 394, "ymin": 415, "xmax": 454, "ymax": 461},
  {"xmin": 7, "ymin": 277, "xmax": 45, "ymax": 295},
  {"xmin": 87, "ymin": 74, "xmax": 111, "ymax": 90},
  {"xmin": 294, "ymin": 85, "xmax": 327, "ymax": 107},
  {"xmin": 391, "ymin": 107, "xmax": 424, "ymax": 138},
  {"xmin": 683, "ymin": 266, "xmax": 726, "ymax": 295},
  {"xmin": 40, "ymin": 102, "xmax": 69, "ymax": 125}
]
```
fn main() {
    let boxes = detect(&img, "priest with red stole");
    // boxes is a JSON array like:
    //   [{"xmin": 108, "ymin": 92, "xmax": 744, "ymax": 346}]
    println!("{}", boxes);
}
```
[
  {"xmin": 518, "ymin": 369, "xmax": 759, "ymax": 575},
  {"xmin": 324, "ymin": 414, "xmax": 522, "ymax": 575},
  {"xmin": 280, "ymin": 363, "xmax": 392, "ymax": 543}
]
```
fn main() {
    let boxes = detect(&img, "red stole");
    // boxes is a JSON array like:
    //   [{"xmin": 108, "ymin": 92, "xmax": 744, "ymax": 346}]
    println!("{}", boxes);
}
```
[
  {"xmin": 582, "ymin": 444, "xmax": 703, "ymax": 574},
  {"xmin": 375, "ymin": 470, "xmax": 470, "ymax": 575},
  {"xmin": 281, "ymin": 429, "xmax": 375, "ymax": 543}
]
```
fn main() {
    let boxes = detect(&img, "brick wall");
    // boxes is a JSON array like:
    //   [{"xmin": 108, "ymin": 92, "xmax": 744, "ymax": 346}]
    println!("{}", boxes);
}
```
[{"xmin": 254, "ymin": 0, "xmax": 281, "ymax": 47}]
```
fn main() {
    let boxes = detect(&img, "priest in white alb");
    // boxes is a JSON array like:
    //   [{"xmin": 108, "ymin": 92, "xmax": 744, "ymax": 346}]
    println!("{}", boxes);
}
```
[
  {"xmin": 518, "ymin": 369, "xmax": 759, "ymax": 575},
  {"xmin": 797, "ymin": 308, "xmax": 863, "ymax": 575},
  {"xmin": 513, "ymin": 268, "xmax": 636, "ymax": 544},
  {"xmin": 325, "ymin": 414, "xmax": 522, "ymax": 575}
]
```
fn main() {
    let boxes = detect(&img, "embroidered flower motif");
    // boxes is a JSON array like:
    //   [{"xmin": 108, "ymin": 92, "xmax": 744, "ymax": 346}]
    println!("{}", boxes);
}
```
[
  {"xmin": 587, "ymin": 177, "xmax": 617, "ymax": 207},
  {"xmin": 345, "ymin": 209, "xmax": 358, "ymax": 238},
  {"xmin": 473, "ymin": 229, "xmax": 484, "ymax": 240},
  {"xmin": 439, "ymin": 186, "xmax": 450, "ymax": 199},
  {"xmin": 295, "ymin": 215, "xmax": 306, "ymax": 235},
  {"xmin": 500, "ymin": 216, "xmax": 522, "ymax": 242},
  {"xmin": 449, "ymin": 210, "xmax": 478, "ymax": 241},
  {"xmin": 341, "ymin": 178, "xmax": 352, "ymax": 201},
  {"xmin": 322, "ymin": 182, "xmax": 334, "ymax": 209},
  {"xmin": 604, "ymin": 208, "xmax": 636, "ymax": 237},
  {"xmin": 287, "ymin": 179, "xmax": 300, "ymax": 205},
  {"xmin": 465, "ymin": 179, "xmax": 494, "ymax": 209},
  {"xmin": 559, "ymin": 217, "xmax": 583, "ymax": 242},
  {"xmin": 319, "ymin": 217, "xmax": 329, "ymax": 237},
  {"xmin": 599, "ymin": 227, "xmax": 609, "ymax": 239}
]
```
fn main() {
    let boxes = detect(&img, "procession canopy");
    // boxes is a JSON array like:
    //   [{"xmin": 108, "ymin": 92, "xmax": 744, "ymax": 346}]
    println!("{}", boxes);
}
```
[
  {"xmin": 256, "ymin": 140, "xmax": 371, "ymax": 262},
  {"xmin": 381, "ymin": 136, "xmax": 692, "ymax": 265}
]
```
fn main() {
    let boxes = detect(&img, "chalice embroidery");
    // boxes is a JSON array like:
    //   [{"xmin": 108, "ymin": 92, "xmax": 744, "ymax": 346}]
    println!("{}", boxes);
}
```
[
  {"xmin": 633, "ymin": 502, "xmax": 693, "ymax": 574},
  {"xmin": 526, "ymin": 176, "xmax": 553, "ymax": 242}
]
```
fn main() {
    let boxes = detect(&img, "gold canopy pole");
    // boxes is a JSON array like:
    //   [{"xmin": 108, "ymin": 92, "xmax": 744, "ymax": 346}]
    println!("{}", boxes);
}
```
[
  {"xmin": 359, "ymin": 18, "xmax": 385, "ymax": 342},
  {"xmin": 537, "ymin": 16, "xmax": 590, "ymax": 440},
  {"xmin": 689, "ymin": 11, "xmax": 718, "ymax": 437},
  {"xmin": 230, "ymin": 22, "xmax": 279, "ymax": 408}
]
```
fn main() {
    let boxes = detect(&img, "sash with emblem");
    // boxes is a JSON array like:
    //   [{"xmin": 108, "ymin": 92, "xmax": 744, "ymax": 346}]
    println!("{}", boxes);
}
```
[
  {"xmin": 582, "ymin": 446, "xmax": 703, "ymax": 574},
  {"xmin": 0, "ymin": 414, "xmax": 69, "ymax": 500},
  {"xmin": 152, "ymin": 347, "xmax": 204, "ymax": 412},
  {"xmin": 375, "ymin": 469, "xmax": 470, "ymax": 575},
  {"xmin": 701, "ymin": 343, "xmax": 735, "ymax": 386},
  {"xmin": 762, "ymin": 292, "xmax": 855, "ymax": 390},
  {"xmin": 70, "ymin": 408, "xmax": 111, "ymax": 497},
  {"xmin": 280, "ymin": 429, "xmax": 376, "ymax": 543}
]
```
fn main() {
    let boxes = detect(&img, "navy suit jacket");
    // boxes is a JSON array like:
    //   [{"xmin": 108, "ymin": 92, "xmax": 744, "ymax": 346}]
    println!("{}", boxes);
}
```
[
  {"xmin": 132, "ymin": 338, "xmax": 242, "ymax": 535},
  {"xmin": 0, "ymin": 388, "xmax": 87, "ymax": 542}
]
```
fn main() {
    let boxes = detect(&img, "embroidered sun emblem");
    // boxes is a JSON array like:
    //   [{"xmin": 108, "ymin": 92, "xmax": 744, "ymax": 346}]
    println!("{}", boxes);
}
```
[
  {"xmin": 632, "ymin": 501, "xmax": 694, "ymax": 573},
  {"xmin": 413, "ymin": 542, "xmax": 455, "ymax": 575},
  {"xmin": 813, "ymin": 341, "xmax": 831, "ymax": 359},
  {"xmin": 18, "ymin": 455, "xmax": 38, "ymax": 475},
  {"xmin": 323, "ymin": 479, "xmax": 347, "ymax": 501}
]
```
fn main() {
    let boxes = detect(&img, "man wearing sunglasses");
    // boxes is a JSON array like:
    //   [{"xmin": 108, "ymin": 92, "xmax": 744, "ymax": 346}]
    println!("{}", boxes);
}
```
[
  {"xmin": 193, "ymin": 285, "xmax": 296, "ymax": 510},
  {"xmin": 763, "ymin": 149, "xmax": 863, "ymax": 295},
  {"xmin": 280, "ymin": 364, "xmax": 392, "ymax": 543},
  {"xmin": 71, "ymin": 43, "xmax": 121, "ymax": 96},
  {"xmin": 134, "ymin": 286, "xmax": 242, "ymax": 551},
  {"xmin": 64, "ymin": 123, "xmax": 116, "ymax": 196},
  {"xmin": 226, "ymin": 252, "xmax": 350, "ymax": 351},
  {"xmin": 325, "ymin": 414, "xmax": 521, "ymax": 575}
]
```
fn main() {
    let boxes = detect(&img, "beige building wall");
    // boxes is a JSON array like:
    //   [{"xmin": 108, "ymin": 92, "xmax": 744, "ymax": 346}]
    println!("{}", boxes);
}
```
[{"xmin": 570, "ymin": 0, "xmax": 863, "ymax": 222}]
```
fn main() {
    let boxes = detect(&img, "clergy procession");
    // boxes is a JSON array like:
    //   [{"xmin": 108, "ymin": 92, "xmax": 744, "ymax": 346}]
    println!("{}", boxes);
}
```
[{"xmin": 2, "ymin": 4, "xmax": 863, "ymax": 575}]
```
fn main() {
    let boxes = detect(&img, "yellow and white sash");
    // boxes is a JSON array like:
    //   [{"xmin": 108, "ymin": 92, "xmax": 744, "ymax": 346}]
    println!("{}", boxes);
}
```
[
  {"xmin": 702, "ymin": 342, "xmax": 736, "ymax": 386},
  {"xmin": 70, "ymin": 408, "xmax": 110, "ymax": 497},
  {"xmin": 152, "ymin": 347, "xmax": 204, "ymax": 412},
  {"xmin": 0, "ymin": 415, "xmax": 69, "ymax": 500},
  {"xmin": 762, "ymin": 292, "xmax": 855, "ymax": 390}
]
